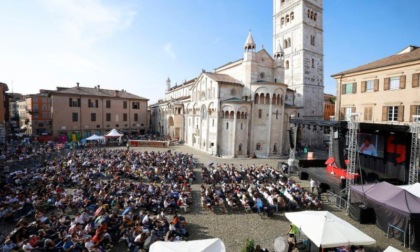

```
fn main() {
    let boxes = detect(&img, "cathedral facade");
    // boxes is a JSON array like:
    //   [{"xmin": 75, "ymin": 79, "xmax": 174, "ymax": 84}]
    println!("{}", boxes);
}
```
[{"xmin": 150, "ymin": 0, "xmax": 324, "ymax": 157}]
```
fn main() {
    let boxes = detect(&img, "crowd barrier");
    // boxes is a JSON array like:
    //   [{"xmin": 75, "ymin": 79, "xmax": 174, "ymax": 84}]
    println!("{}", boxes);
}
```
[{"xmin": 128, "ymin": 140, "xmax": 169, "ymax": 148}]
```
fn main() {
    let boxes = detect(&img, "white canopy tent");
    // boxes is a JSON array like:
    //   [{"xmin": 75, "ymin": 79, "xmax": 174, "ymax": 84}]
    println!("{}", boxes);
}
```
[
  {"xmin": 105, "ymin": 129, "xmax": 123, "ymax": 137},
  {"xmin": 86, "ymin": 134, "xmax": 105, "ymax": 143},
  {"xmin": 285, "ymin": 211, "xmax": 376, "ymax": 248},
  {"xmin": 149, "ymin": 238, "xmax": 226, "ymax": 252},
  {"xmin": 398, "ymin": 183, "xmax": 420, "ymax": 198}
]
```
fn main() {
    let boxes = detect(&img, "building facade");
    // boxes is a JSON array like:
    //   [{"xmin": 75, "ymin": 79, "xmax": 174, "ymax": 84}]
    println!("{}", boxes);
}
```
[
  {"xmin": 332, "ymin": 45, "xmax": 420, "ymax": 124},
  {"xmin": 323, "ymin": 93, "xmax": 335, "ymax": 120},
  {"xmin": 49, "ymin": 84, "xmax": 149, "ymax": 140},
  {"xmin": 151, "ymin": 33, "xmax": 299, "ymax": 158},
  {"xmin": 23, "ymin": 91, "xmax": 52, "ymax": 135}
]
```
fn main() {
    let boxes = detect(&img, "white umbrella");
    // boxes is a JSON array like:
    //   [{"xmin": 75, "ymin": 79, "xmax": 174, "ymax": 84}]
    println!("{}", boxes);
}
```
[
  {"xmin": 150, "ymin": 238, "xmax": 225, "ymax": 252},
  {"xmin": 285, "ymin": 211, "xmax": 376, "ymax": 248}
]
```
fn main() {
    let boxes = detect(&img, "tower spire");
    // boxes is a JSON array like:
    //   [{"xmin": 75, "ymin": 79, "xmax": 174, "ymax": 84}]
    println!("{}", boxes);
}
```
[
  {"xmin": 274, "ymin": 42, "xmax": 284, "ymax": 60},
  {"xmin": 166, "ymin": 77, "xmax": 171, "ymax": 91},
  {"xmin": 244, "ymin": 30, "xmax": 256, "ymax": 51}
]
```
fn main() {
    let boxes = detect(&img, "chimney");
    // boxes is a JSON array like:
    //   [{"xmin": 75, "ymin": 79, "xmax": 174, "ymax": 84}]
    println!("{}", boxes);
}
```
[
  {"xmin": 76, "ymin": 82, "xmax": 80, "ymax": 89},
  {"xmin": 115, "ymin": 90, "xmax": 119, "ymax": 97},
  {"xmin": 97, "ymin": 85, "xmax": 100, "ymax": 90}
]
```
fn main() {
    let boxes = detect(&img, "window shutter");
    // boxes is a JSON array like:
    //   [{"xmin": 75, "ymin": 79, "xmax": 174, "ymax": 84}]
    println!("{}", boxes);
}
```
[
  {"xmin": 361, "ymin": 81, "xmax": 366, "ymax": 92},
  {"xmin": 413, "ymin": 73, "xmax": 419, "ymax": 88},
  {"xmin": 410, "ymin": 105, "xmax": 417, "ymax": 122},
  {"xmin": 341, "ymin": 84, "xmax": 346, "ymax": 94},
  {"xmin": 382, "ymin": 106, "xmax": 388, "ymax": 121},
  {"xmin": 398, "ymin": 105, "xmax": 404, "ymax": 122},
  {"xmin": 384, "ymin": 77, "xmax": 390, "ymax": 90},
  {"xmin": 399, "ymin": 75, "xmax": 406, "ymax": 89},
  {"xmin": 352, "ymin": 82, "xmax": 357, "ymax": 93},
  {"xmin": 374, "ymin": 79, "xmax": 379, "ymax": 91}
]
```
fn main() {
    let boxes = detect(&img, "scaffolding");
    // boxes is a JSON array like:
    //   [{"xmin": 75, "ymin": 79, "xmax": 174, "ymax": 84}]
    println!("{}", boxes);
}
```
[
  {"xmin": 328, "ymin": 116, "xmax": 335, "ymax": 158},
  {"xmin": 408, "ymin": 115, "xmax": 420, "ymax": 185},
  {"xmin": 346, "ymin": 113, "xmax": 360, "ymax": 212}
]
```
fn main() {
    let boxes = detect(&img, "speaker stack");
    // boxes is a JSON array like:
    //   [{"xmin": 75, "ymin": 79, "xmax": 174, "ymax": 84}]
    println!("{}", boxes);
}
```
[{"xmin": 332, "ymin": 138, "xmax": 346, "ymax": 168}]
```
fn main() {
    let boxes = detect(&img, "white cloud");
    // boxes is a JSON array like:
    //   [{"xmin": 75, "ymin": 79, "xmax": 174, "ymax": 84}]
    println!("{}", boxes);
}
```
[
  {"xmin": 41, "ymin": 0, "xmax": 136, "ymax": 44},
  {"xmin": 163, "ymin": 42, "xmax": 176, "ymax": 59}
]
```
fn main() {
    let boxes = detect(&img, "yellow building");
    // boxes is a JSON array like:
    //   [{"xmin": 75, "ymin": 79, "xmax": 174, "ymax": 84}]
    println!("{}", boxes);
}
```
[{"xmin": 332, "ymin": 45, "xmax": 420, "ymax": 123}]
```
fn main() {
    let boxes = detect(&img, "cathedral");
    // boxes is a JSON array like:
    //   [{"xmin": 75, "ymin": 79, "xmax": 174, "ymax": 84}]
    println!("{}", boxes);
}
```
[{"xmin": 150, "ymin": 0, "xmax": 324, "ymax": 158}]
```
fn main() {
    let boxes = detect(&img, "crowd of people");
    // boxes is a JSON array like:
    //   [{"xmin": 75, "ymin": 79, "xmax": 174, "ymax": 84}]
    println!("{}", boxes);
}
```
[
  {"xmin": 0, "ymin": 148, "xmax": 194, "ymax": 252},
  {"xmin": 200, "ymin": 163, "xmax": 322, "ymax": 215}
]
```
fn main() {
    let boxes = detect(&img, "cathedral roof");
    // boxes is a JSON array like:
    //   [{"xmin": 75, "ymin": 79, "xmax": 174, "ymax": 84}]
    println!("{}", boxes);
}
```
[
  {"xmin": 49, "ymin": 84, "xmax": 148, "ymax": 100},
  {"xmin": 332, "ymin": 45, "xmax": 420, "ymax": 76},
  {"xmin": 204, "ymin": 72, "xmax": 242, "ymax": 85}
]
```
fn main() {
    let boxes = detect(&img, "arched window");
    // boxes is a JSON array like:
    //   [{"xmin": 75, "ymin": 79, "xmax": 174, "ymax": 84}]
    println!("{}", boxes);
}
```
[
  {"xmin": 241, "ymin": 112, "xmax": 245, "ymax": 119},
  {"xmin": 281, "ymin": 17, "xmax": 285, "ymax": 25},
  {"xmin": 224, "ymin": 111, "xmax": 229, "ymax": 118},
  {"xmin": 307, "ymin": 9, "xmax": 310, "ymax": 18},
  {"xmin": 226, "ymin": 122, "xmax": 229, "ymax": 129},
  {"xmin": 258, "ymin": 109, "xmax": 262, "ymax": 118},
  {"xmin": 286, "ymin": 14, "xmax": 290, "ymax": 23},
  {"xmin": 265, "ymin": 93, "xmax": 270, "ymax": 104},
  {"xmin": 287, "ymin": 38, "xmax": 291, "ymax": 47},
  {"xmin": 245, "ymin": 113, "xmax": 248, "ymax": 120},
  {"xmin": 236, "ymin": 111, "xmax": 241, "ymax": 119},
  {"xmin": 285, "ymin": 60, "xmax": 289, "ymax": 69},
  {"xmin": 312, "ymin": 58, "xmax": 315, "ymax": 68},
  {"xmin": 310, "ymin": 11, "xmax": 314, "ymax": 20},
  {"xmin": 314, "ymin": 13, "xmax": 317, "ymax": 21},
  {"xmin": 254, "ymin": 93, "xmax": 259, "ymax": 104},
  {"xmin": 230, "ymin": 111, "xmax": 234, "ymax": 119},
  {"xmin": 256, "ymin": 143, "xmax": 261, "ymax": 151},
  {"xmin": 291, "ymin": 12, "xmax": 294, "ymax": 20},
  {"xmin": 272, "ymin": 94, "xmax": 277, "ymax": 105},
  {"xmin": 284, "ymin": 39, "xmax": 288, "ymax": 48},
  {"xmin": 273, "ymin": 144, "xmax": 278, "ymax": 153},
  {"xmin": 260, "ymin": 93, "xmax": 265, "ymax": 104},
  {"xmin": 239, "ymin": 144, "xmax": 242, "ymax": 152}
]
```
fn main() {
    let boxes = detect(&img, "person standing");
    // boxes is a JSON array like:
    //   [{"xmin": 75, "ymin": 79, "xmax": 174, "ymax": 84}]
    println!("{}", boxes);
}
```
[{"xmin": 310, "ymin": 178, "xmax": 317, "ymax": 193}]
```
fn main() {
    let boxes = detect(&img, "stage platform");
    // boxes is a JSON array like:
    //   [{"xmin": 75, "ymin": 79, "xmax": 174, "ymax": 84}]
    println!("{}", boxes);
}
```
[{"xmin": 300, "ymin": 167, "xmax": 344, "ymax": 195}]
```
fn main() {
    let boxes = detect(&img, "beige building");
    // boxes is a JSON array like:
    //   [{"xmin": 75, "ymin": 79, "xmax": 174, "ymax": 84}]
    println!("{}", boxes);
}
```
[
  {"xmin": 332, "ymin": 45, "xmax": 420, "ymax": 123},
  {"xmin": 49, "ymin": 84, "xmax": 148, "ymax": 140}
]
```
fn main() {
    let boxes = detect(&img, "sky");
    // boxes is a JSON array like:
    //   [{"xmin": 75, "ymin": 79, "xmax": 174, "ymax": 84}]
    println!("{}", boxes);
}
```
[{"xmin": 1, "ymin": 0, "xmax": 420, "ymax": 104}]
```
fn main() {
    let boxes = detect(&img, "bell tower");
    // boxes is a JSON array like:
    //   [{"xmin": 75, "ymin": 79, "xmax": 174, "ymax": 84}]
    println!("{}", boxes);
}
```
[{"xmin": 273, "ymin": 0, "xmax": 324, "ymax": 119}]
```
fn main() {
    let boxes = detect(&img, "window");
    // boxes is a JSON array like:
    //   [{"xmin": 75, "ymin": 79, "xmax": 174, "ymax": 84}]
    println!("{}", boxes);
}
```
[
  {"xmin": 286, "ymin": 14, "xmax": 289, "ymax": 23},
  {"xmin": 344, "ymin": 107, "xmax": 354, "ymax": 121},
  {"xmin": 285, "ymin": 60, "xmax": 289, "ymax": 69},
  {"xmin": 132, "ymin": 102, "xmax": 140, "ymax": 109},
  {"xmin": 240, "ymin": 123, "xmax": 243, "ymax": 130},
  {"xmin": 310, "ymin": 35, "xmax": 315, "ymax": 46},
  {"xmin": 42, "ymin": 98, "xmax": 47, "ymax": 103},
  {"xmin": 42, "ymin": 112, "xmax": 47, "ymax": 118},
  {"xmin": 33, "ymin": 97, "xmax": 38, "ymax": 103},
  {"xmin": 362, "ymin": 80, "xmax": 374, "ymax": 92},
  {"xmin": 91, "ymin": 113, "xmax": 96, "ymax": 121},
  {"xmin": 390, "ymin": 77, "xmax": 400, "ymax": 90},
  {"xmin": 281, "ymin": 17, "xmax": 285, "ymax": 25},
  {"xmin": 226, "ymin": 122, "xmax": 229, "ymax": 129},
  {"xmin": 364, "ymin": 107, "xmax": 373, "ymax": 121},
  {"xmin": 311, "ymin": 58, "xmax": 315, "ymax": 68},
  {"xmin": 123, "ymin": 113, "xmax": 128, "ymax": 121},
  {"xmin": 105, "ymin": 113, "xmax": 111, "ymax": 121},
  {"xmin": 106, "ymin": 100, "xmax": 111, "ymax": 108},
  {"xmin": 291, "ymin": 12, "xmax": 294, "ymax": 20},
  {"xmin": 387, "ymin": 106, "xmax": 399, "ymax": 122},
  {"xmin": 123, "ymin": 101, "xmax": 127, "ymax": 109},
  {"xmin": 342, "ymin": 83, "xmax": 356, "ymax": 94},
  {"xmin": 69, "ymin": 98, "xmax": 80, "ymax": 107},
  {"xmin": 134, "ymin": 113, "xmax": 139, "ymax": 121},
  {"xmin": 258, "ymin": 109, "xmax": 262, "ymax": 118},
  {"xmin": 33, "ymin": 104, "xmax": 38, "ymax": 111},
  {"xmin": 256, "ymin": 143, "xmax": 261, "ymax": 151},
  {"xmin": 72, "ymin": 112, "xmax": 78, "ymax": 122},
  {"xmin": 410, "ymin": 105, "xmax": 420, "ymax": 121}
]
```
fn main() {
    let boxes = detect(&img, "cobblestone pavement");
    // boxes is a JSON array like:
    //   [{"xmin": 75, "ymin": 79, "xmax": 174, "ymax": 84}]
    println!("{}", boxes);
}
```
[{"xmin": 128, "ymin": 145, "xmax": 412, "ymax": 252}]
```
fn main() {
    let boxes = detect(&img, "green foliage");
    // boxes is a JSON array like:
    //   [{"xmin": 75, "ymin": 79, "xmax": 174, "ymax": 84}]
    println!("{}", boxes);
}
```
[{"xmin": 241, "ymin": 238, "xmax": 255, "ymax": 252}]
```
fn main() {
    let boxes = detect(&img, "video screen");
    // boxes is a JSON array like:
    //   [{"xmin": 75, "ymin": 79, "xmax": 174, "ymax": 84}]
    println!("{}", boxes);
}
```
[{"xmin": 358, "ymin": 133, "xmax": 385, "ymax": 158}]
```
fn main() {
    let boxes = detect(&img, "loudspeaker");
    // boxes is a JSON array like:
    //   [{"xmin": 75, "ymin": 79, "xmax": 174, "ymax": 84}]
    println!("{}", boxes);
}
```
[
  {"xmin": 299, "ymin": 171, "xmax": 309, "ymax": 180},
  {"xmin": 333, "ymin": 138, "xmax": 346, "ymax": 168},
  {"xmin": 289, "ymin": 130, "xmax": 295, "ymax": 149},
  {"xmin": 319, "ymin": 183, "xmax": 330, "ymax": 193},
  {"xmin": 340, "ymin": 178, "xmax": 346, "ymax": 190}
]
